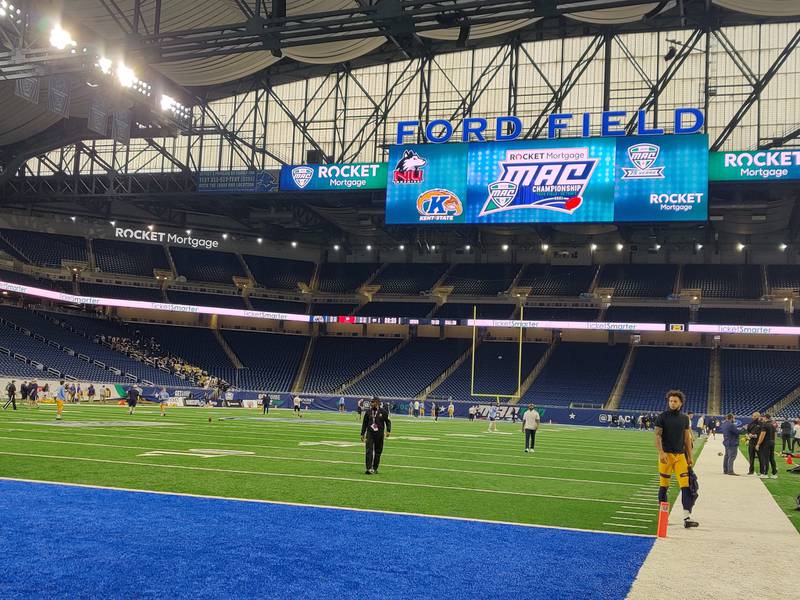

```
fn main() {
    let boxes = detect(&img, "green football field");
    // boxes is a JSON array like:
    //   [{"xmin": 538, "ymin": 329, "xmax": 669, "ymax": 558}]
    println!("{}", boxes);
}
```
[{"xmin": 0, "ymin": 404, "xmax": 684, "ymax": 534}]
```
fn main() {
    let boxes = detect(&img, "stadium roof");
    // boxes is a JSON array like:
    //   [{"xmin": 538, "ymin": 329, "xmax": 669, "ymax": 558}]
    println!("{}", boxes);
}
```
[{"xmin": 0, "ymin": 0, "xmax": 798, "ymax": 147}]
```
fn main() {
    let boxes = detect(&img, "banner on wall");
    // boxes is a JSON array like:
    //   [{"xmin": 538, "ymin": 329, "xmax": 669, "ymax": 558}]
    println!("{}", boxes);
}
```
[
  {"xmin": 197, "ymin": 170, "xmax": 279, "ymax": 193},
  {"xmin": 386, "ymin": 135, "xmax": 708, "ymax": 224},
  {"xmin": 709, "ymin": 150, "xmax": 800, "ymax": 182},
  {"xmin": 279, "ymin": 163, "xmax": 387, "ymax": 191}
]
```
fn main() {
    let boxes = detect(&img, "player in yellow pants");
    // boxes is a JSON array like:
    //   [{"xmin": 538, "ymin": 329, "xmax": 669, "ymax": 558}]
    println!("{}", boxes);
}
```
[{"xmin": 655, "ymin": 390, "xmax": 698, "ymax": 528}]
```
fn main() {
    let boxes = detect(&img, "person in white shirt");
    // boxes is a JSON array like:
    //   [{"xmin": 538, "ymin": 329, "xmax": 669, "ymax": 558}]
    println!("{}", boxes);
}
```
[
  {"xmin": 793, "ymin": 420, "xmax": 800, "ymax": 453},
  {"xmin": 522, "ymin": 405, "xmax": 540, "ymax": 453},
  {"xmin": 293, "ymin": 395, "xmax": 303, "ymax": 418},
  {"xmin": 413, "ymin": 399, "xmax": 420, "ymax": 418},
  {"xmin": 487, "ymin": 405, "xmax": 498, "ymax": 432},
  {"xmin": 696, "ymin": 415, "xmax": 705, "ymax": 437}
]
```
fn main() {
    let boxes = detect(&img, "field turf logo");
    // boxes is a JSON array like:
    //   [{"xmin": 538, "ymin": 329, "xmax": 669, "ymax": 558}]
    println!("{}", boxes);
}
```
[
  {"xmin": 480, "ymin": 148, "xmax": 596, "ymax": 217},
  {"xmin": 393, "ymin": 149, "xmax": 427, "ymax": 184},
  {"xmin": 621, "ymin": 143, "xmax": 665, "ymax": 180},
  {"xmin": 417, "ymin": 189, "xmax": 463, "ymax": 221}
]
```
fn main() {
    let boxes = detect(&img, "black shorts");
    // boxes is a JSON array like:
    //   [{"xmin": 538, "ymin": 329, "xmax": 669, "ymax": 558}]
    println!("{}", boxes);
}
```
[
  {"xmin": 127, "ymin": 399, "xmax": 137, "ymax": 406},
  {"xmin": 294, "ymin": 405, "xmax": 300, "ymax": 411}
]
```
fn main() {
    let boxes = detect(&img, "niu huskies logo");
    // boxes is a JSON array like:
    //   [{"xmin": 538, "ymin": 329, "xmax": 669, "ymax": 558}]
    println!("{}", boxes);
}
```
[{"xmin": 393, "ymin": 149, "xmax": 427, "ymax": 184}]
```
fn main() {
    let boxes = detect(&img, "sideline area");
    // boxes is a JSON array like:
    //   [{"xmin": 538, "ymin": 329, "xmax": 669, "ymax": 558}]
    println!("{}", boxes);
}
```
[{"xmin": 627, "ymin": 434, "xmax": 800, "ymax": 599}]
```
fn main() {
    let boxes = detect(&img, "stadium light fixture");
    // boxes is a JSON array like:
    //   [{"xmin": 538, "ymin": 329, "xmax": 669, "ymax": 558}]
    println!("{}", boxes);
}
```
[
  {"xmin": 431, "ymin": 245, "xmax": 437, "ymax": 251},
  {"xmin": 784, "ymin": 297, "xmax": 789, "ymax": 301},
  {"xmin": 590, "ymin": 243, "xmax": 597, "ymax": 252},
  {"xmin": 97, "ymin": 57, "xmax": 112, "ymax": 74},
  {"xmin": 736, "ymin": 242, "xmax": 745, "ymax": 252},
  {"xmin": 222, "ymin": 233, "xmax": 229, "ymax": 240},
  {"xmin": 333, "ymin": 244, "xmax": 340, "ymax": 251},
  {"xmin": 50, "ymin": 25, "xmax": 76, "ymax": 50},
  {"xmin": 291, "ymin": 241, "xmax": 298, "ymax": 248},
  {"xmin": 695, "ymin": 243, "xmax": 703, "ymax": 251},
  {"xmin": 464, "ymin": 244, "xmax": 471, "ymax": 251},
  {"xmin": 185, "ymin": 229, "xmax": 192, "ymax": 235},
  {"xmin": 70, "ymin": 216, "xmax": 76, "ymax": 222},
  {"xmin": 616, "ymin": 243, "xmax": 624, "ymax": 251},
  {"xmin": 109, "ymin": 220, "xmax": 116, "ymax": 226},
  {"xmin": 654, "ymin": 244, "xmax": 661, "ymax": 251},
  {"xmin": 366, "ymin": 244, "xmax": 372, "ymax": 251},
  {"xmin": 663, "ymin": 46, "xmax": 677, "ymax": 62},
  {"xmin": 399, "ymin": 244, "xmax": 405, "ymax": 251},
  {"xmin": 116, "ymin": 63, "xmax": 136, "ymax": 88},
  {"xmin": 541, "ymin": 243, "xmax": 549, "ymax": 251},
  {"xmin": 501, "ymin": 244, "xmax": 509, "ymax": 252},
  {"xmin": 257, "ymin": 238, "xmax": 263, "ymax": 244},
  {"xmin": 147, "ymin": 224, "xmax": 154, "ymax": 231},
  {"xmin": 780, "ymin": 243, "xmax": 788, "ymax": 251}
]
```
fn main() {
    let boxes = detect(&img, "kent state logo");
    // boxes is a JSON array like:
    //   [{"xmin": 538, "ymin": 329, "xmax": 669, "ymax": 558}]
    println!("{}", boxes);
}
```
[
  {"xmin": 291, "ymin": 165, "xmax": 314, "ymax": 189},
  {"xmin": 417, "ymin": 189, "xmax": 463, "ymax": 221},
  {"xmin": 393, "ymin": 149, "xmax": 427, "ymax": 184},
  {"xmin": 480, "ymin": 148, "xmax": 597, "ymax": 217},
  {"xmin": 620, "ymin": 143, "xmax": 665, "ymax": 180}
]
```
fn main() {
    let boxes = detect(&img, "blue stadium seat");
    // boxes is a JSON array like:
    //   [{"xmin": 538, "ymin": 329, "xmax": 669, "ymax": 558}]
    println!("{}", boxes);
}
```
[
  {"xmin": 720, "ymin": 349, "xmax": 800, "ymax": 416},
  {"xmin": 166, "ymin": 290, "xmax": 245, "ymax": 310},
  {"xmin": 603, "ymin": 306, "xmax": 689, "ymax": 325},
  {"xmin": 248, "ymin": 297, "xmax": 308, "ymax": 314},
  {"xmin": 80, "ymin": 282, "xmax": 164, "ymax": 302},
  {"xmin": 347, "ymin": 338, "xmax": 470, "ymax": 398},
  {"xmin": 433, "ymin": 303, "xmax": 515, "ymax": 319},
  {"xmin": 596, "ymin": 264, "xmax": 677, "ymax": 297},
  {"xmin": 767, "ymin": 265, "xmax": 800, "ymax": 292},
  {"xmin": 695, "ymin": 308, "xmax": 787, "ymax": 326},
  {"xmin": 433, "ymin": 341, "xmax": 548, "ymax": 401},
  {"xmin": 221, "ymin": 329, "xmax": 308, "ymax": 391},
  {"xmin": 310, "ymin": 303, "xmax": 358, "ymax": 316},
  {"xmin": 316, "ymin": 263, "xmax": 380, "ymax": 294},
  {"xmin": 356, "ymin": 302, "xmax": 435, "ymax": 318},
  {"xmin": 170, "ymin": 247, "xmax": 245, "ymax": 284},
  {"xmin": 304, "ymin": 337, "xmax": 401, "ymax": 393},
  {"xmin": 244, "ymin": 255, "xmax": 315, "ymax": 290},
  {"xmin": 517, "ymin": 265, "xmax": 596, "ymax": 296},
  {"xmin": 0, "ymin": 230, "xmax": 86, "ymax": 267},
  {"xmin": 373, "ymin": 263, "xmax": 449, "ymax": 294},
  {"xmin": 682, "ymin": 265, "xmax": 762, "ymax": 299},
  {"xmin": 524, "ymin": 342, "xmax": 628, "ymax": 407},
  {"xmin": 520, "ymin": 306, "xmax": 599, "ymax": 321},
  {"xmin": 93, "ymin": 239, "xmax": 170, "ymax": 276},
  {"xmin": 443, "ymin": 264, "xmax": 520, "ymax": 296},
  {"xmin": 0, "ymin": 269, "xmax": 73, "ymax": 293},
  {"xmin": 619, "ymin": 346, "xmax": 709, "ymax": 414}
]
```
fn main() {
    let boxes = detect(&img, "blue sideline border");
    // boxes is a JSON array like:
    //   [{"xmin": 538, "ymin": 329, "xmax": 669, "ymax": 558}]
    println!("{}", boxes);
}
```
[{"xmin": 0, "ymin": 479, "xmax": 653, "ymax": 599}]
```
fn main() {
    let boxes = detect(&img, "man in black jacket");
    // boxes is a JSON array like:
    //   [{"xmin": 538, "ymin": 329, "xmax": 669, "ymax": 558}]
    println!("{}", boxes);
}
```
[
  {"xmin": 745, "ymin": 412, "xmax": 762, "ymax": 475},
  {"xmin": 755, "ymin": 414, "xmax": 778, "ymax": 479},
  {"xmin": 360, "ymin": 397, "xmax": 391, "ymax": 475},
  {"xmin": 4, "ymin": 380, "xmax": 16, "ymax": 410}
]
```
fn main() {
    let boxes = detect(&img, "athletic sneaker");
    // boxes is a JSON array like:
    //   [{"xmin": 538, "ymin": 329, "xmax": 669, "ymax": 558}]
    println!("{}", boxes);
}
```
[
  {"xmin": 683, "ymin": 518, "xmax": 699, "ymax": 528},
  {"xmin": 758, "ymin": 474, "xmax": 767, "ymax": 478},
  {"xmin": 770, "ymin": 474, "xmax": 778, "ymax": 479},
  {"xmin": 364, "ymin": 470, "xmax": 372, "ymax": 475},
  {"xmin": 524, "ymin": 449, "xmax": 529, "ymax": 453}
]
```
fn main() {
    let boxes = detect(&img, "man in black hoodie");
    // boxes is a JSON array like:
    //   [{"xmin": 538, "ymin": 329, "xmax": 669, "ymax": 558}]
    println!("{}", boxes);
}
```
[{"xmin": 360, "ymin": 397, "xmax": 391, "ymax": 475}]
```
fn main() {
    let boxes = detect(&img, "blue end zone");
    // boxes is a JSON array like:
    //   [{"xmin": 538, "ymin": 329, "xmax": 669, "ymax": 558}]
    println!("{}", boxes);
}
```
[{"xmin": 0, "ymin": 480, "xmax": 653, "ymax": 599}]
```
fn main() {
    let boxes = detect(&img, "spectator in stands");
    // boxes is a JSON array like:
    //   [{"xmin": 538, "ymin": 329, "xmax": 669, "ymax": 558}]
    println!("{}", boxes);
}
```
[
  {"xmin": 719, "ymin": 414, "xmax": 743, "ymax": 475},
  {"xmin": 522, "ymin": 405, "xmax": 540, "ymax": 453},
  {"xmin": 755, "ymin": 414, "xmax": 778, "ymax": 479},
  {"xmin": 487, "ymin": 404, "xmax": 498, "ymax": 433},
  {"xmin": 746, "ymin": 413, "xmax": 762, "ymax": 475},
  {"xmin": 780, "ymin": 418, "xmax": 794, "ymax": 453},
  {"xmin": 4, "ymin": 379, "xmax": 17, "ymax": 410},
  {"xmin": 360, "ymin": 397, "xmax": 391, "ymax": 475},
  {"xmin": 655, "ymin": 390, "xmax": 699, "ymax": 529}
]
